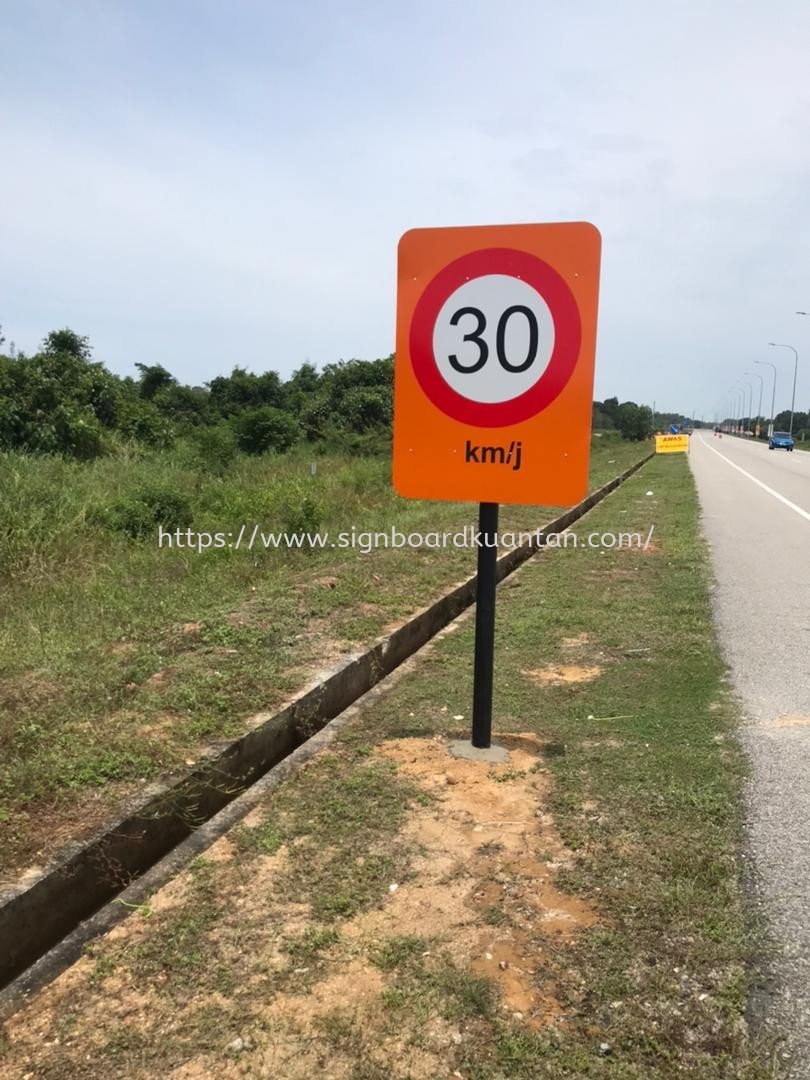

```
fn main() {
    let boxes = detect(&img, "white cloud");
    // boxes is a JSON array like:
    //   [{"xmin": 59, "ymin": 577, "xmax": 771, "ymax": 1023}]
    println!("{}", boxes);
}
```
[{"xmin": 2, "ymin": 0, "xmax": 810, "ymax": 416}]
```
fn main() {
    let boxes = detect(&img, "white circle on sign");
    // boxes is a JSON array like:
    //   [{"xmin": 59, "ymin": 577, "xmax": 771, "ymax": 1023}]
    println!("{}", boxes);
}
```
[{"xmin": 432, "ymin": 274, "xmax": 555, "ymax": 404}]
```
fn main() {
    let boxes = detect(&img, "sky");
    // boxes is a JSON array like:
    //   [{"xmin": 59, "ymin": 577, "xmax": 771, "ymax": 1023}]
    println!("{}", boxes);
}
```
[{"xmin": 2, "ymin": 0, "xmax": 810, "ymax": 420}]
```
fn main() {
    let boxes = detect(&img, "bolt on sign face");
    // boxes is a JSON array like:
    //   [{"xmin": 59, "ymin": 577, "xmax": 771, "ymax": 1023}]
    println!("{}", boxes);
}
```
[{"xmin": 394, "ymin": 222, "xmax": 601, "ymax": 506}]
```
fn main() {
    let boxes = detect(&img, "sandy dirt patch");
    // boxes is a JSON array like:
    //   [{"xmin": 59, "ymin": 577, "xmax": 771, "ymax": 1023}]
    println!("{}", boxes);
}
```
[
  {"xmin": 764, "ymin": 714, "xmax": 810, "ymax": 728},
  {"xmin": 522, "ymin": 664, "xmax": 603, "ymax": 687},
  {"xmin": 2, "ymin": 735, "xmax": 600, "ymax": 1079}
]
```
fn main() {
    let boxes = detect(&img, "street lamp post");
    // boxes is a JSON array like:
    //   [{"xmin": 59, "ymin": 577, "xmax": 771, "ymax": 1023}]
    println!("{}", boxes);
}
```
[
  {"xmin": 768, "ymin": 342, "xmax": 799, "ymax": 436},
  {"xmin": 797, "ymin": 313, "xmax": 809, "ymax": 435},
  {"xmin": 732, "ymin": 387, "xmax": 744, "ymax": 433},
  {"xmin": 741, "ymin": 379, "xmax": 754, "ymax": 432},
  {"xmin": 754, "ymin": 359, "xmax": 777, "ymax": 436},
  {"xmin": 726, "ymin": 394, "xmax": 735, "ymax": 432},
  {"xmin": 746, "ymin": 371, "xmax": 764, "ymax": 433},
  {"xmin": 733, "ymin": 382, "xmax": 749, "ymax": 433}
]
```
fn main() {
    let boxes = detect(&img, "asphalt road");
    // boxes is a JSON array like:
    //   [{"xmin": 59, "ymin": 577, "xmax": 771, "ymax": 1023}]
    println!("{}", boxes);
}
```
[{"xmin": 689, "ymin": 433, "xmax": 810, "ymax": 1075}]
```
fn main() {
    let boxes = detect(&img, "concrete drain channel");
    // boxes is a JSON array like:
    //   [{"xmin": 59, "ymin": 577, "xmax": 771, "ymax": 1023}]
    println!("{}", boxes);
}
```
[{"xmin": 0, "ymin": 454, "xmax": 652, "ymax": 1013}]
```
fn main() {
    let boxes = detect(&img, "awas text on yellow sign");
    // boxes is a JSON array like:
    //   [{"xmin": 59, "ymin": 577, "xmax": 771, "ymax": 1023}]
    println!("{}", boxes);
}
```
[{"xmin": 655, "ymin": 434, "xmax": 689, "ymax": 454}]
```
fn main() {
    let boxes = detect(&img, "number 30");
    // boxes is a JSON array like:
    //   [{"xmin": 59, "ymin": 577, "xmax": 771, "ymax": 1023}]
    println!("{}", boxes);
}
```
[{"xmin": 448, "ymin": 305, "xmax": 539, "ymax": 374}]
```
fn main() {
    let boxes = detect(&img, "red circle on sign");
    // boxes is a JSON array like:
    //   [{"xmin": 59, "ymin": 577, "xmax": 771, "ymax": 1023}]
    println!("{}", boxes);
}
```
[{"xmin": 409, "ymin": 247, "xmax": 582, "ymax": 427}]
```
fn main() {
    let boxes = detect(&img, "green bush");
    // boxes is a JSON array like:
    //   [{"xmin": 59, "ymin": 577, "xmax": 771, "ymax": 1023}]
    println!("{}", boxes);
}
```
[
  {"xmin": 282, "ymin": 492, "xmax": 322, "ymax": 537},
  {"xmin": 233, "ymin": 407, "xmax": 301, "ymax": 455},
  {"xmin": 319, "ymin": 427, "xmax": 392, "ymax": 457},
  {"xmin": 49, "ymin": 405, "xmax": 108, "ymax": 460},
  {"xmin": 0, "ymin": 339, "xmax": 120, "ymax": 459},
  {"xmin": 616, "ymin": 402, "xmax": 653, "ymax": 441},
  {"xmin": 188, "ymin": 424, "xmax": 238, "ymax": 475},
  {"xmin": 118, "ymin": 400, "xmax": 175, "ymax": 449},
  {"xmin": 96, "ymin": 482, "xmax": 193, "ymax": 540}
]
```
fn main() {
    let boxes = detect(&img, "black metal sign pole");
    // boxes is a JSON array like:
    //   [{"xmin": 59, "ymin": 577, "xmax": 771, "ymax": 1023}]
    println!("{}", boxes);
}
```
[{"xmin": 471, "ymin": 501, "xmax": 499, "ymax": 748}]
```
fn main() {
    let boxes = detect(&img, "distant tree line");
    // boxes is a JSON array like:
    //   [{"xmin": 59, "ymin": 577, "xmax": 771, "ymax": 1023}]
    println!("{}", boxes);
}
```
[
  {"xmin": 3, "ymin": 325, "xmax": 735, "ymax": 461},
  {"xmin": 594, "ymin": 392, "xmax": 809, "ymax": 441},
  {"xmin": 593, "ymin": 397, "xmax": 655, "ymax": 441},
  {"xmin": 0, "ymin": 328, "xmax": 393, "ymax": 460},
  {"xmin": 717, "ymin": 411, "xmax": 808, "ymax": 434}
]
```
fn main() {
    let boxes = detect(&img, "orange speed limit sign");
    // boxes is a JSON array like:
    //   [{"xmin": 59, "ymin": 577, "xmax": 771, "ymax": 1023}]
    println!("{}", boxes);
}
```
[{"xmin": 393, "ymin": 222, "xmax": 601, "ymax": 506}]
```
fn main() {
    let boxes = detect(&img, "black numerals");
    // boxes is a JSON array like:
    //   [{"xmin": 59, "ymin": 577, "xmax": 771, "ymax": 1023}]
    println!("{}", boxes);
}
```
[
  {"xmin": 496, "ymin": 305, "xmax": 538, "ymax": 372},
  {"xmin": 448, "ymin": 305, "xmax": 539, "ymax": 373},
  {"xmin": 448, "ymin": 307, "xmax": 488, "ymax": 373}
]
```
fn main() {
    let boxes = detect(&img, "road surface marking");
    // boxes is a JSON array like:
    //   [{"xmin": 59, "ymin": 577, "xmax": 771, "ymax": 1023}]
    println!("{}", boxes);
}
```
[{"xmin": 697, "ymin": 436, "xmax": 810, "ymax": 522}]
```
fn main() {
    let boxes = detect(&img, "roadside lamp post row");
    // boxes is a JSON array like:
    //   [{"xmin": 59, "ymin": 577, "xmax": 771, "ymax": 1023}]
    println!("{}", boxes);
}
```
[
  {"xmin": 749, "ymin": 382, "xmax": 755, "ymax": 424},
  {"xmin": 793, "ymin": 311, "xmax": 809, "ymax": 435},
  {"xmin": 730, "ymin": 380, "xmax": 751, "ymax": 433},
  {"xmin": 742, "ymin": 379, "xmax": 753, "ymax": 430},
  {"xmin": 764, "ymin": 311, "xmax": 807, "ymax": 438},
  {"xmin": 721, "ymin": 319, "xmax": 803, "ymax": 440},
  {"xmin": 767, "ymin": 343, "xmax": 798, "ymax": 437},
  {"xmin": 745, "ymin": 370, "xmax": 763, "ymax": 431},
  {"xmin": 754, "ymin": 359, "xmax": 777, "ymax": 437},
  {"xmin": 725, "ymin": 385, "xmax": 746, "ymax": 433}
]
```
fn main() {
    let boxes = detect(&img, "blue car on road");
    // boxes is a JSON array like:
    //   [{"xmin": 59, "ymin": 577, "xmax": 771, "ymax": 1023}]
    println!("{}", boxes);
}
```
[{"xmin": 769, "ymin": 431, "xmax": 794, "ymax": 451}]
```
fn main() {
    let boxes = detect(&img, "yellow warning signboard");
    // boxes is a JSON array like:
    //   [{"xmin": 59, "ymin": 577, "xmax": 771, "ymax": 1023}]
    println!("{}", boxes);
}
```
[{"xmin": 655, "ymin": 434, "xmax": 689, "ymax": 454}]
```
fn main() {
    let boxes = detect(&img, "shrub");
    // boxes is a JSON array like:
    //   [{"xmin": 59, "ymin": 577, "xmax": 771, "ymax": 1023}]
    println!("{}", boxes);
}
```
[
  {"xmin": 233, "ymin": 407, "xmax": 301, "ymax": 455},
  {"xmin": 282, "ymin": 493, "xmax": 322, "ymax": 537},
  {"xmin": 273, "ymin": 480, "xmax": 323, "ymax": 539},
  {"xmin": 616, "ymin": 402, "xmax": 653, "ymax": 441},
  {"xmin": 48, "ymin": 405, "xmax": 108, "ymax": 460},
  {"xmin": 188, "ymin": 424, "xmax": 238, "ymax": 475},
  {"xmin": 0, "ymin": 340, "xmax": 120, "ymax": 459},
  {"xmin": 118, "ymin": 400, "xmax": 175, "ymax": 449},
  {"xmin": 96, "ymin": 482, "xmax": 193, "ymax": 540},
  {"xmin": 319, "ymin": 427, "xmax": 392, "ymax": 457}
]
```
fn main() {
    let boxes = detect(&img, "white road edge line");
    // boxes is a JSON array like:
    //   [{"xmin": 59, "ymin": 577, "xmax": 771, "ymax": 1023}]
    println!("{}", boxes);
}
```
[{"xmin": 697, "ymin": 435, "xmax": 810, "ymax": 522}]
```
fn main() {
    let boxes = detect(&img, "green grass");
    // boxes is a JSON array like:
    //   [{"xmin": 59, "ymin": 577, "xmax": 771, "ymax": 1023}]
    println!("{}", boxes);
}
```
[
  {"xmin": 248, "ymin": 753, "xmax": 424, "ymax": 923},
  {"xmin": 378, "ymin": 954, "xmax": 498, "ymax": 1024},
  {"xmin": 0, "ymin": 453, "xmax": 780, "ymax": 1079},
  {"xmin": 369, "ymin": 935, "xmax": 431, "ymax": 972},
  {"xmin": 283, "ymin": 925, "xmax": 341, "ymax": 962},
  {"xmin": 117, "ymin": 857, "xmax": 231, "ymax": 992},
  {"xmin": 77, "ymin": 752, "xmax": 425, "ymax": 1015},
  {"xmin": 338, "ymin": 456, "xmax": 777, "ymax": 1077},
  {"xmin": 0, "ymin": 434, "xmax": 643, "ymax": 874}
]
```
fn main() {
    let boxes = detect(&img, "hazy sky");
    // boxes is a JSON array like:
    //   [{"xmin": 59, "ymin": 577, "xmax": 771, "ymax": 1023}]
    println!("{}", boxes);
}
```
[{"xmin": 2, "ymin": 0, "xmax": 809, "ymax": 418}]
